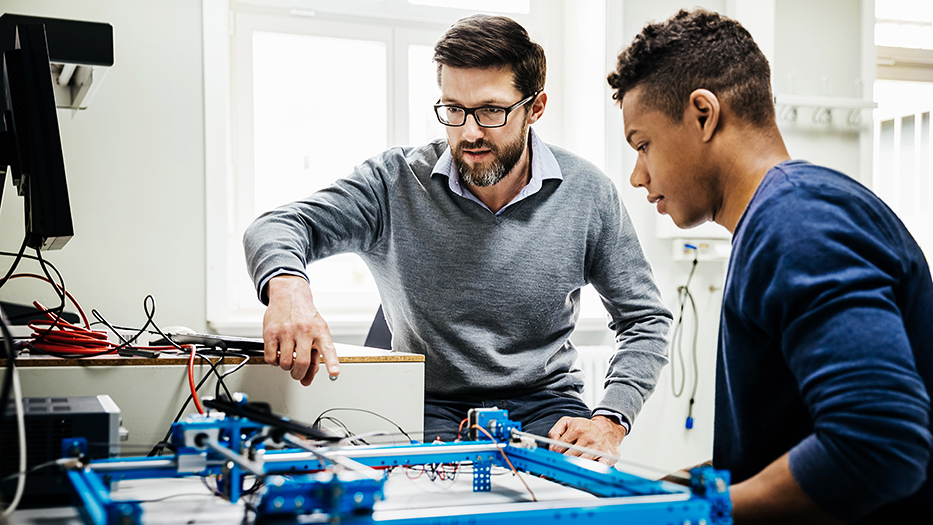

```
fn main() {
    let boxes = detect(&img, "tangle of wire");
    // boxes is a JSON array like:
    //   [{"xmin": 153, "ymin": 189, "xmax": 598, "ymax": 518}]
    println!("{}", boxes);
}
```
[
  {"xmin": 0, "ymin": 242, "xmax": 256, "ymax": 510},
  {"xmin": 0, "ymin": 251, "xmax": 251, "ymax": 432},
  {"xmin": 148, "ymin": 350, "xmax": 249, "ymax": 457},
  {"xmin": 312, "ymin": 407, "xmax": 414, "ymax": 445},
  {"xmin": 403, "ymin": 462, "xmax": 461, "ymax": 483},
  {"xmin": 1, "ymin": 242, "xmax": 76, "ymax": 355}
]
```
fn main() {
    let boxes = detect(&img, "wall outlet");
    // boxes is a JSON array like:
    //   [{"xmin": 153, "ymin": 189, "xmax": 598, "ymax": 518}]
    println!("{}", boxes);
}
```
[{"xmin": 672, "ymin": 238, "xmax": 732, "ymax": 261}]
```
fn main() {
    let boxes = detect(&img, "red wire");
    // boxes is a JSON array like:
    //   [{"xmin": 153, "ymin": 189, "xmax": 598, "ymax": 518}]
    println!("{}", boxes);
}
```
[
  {"xmin": 5, "ymin": 273, "xmax": 185, "ymax": 356},
  {"xmin": 405, "ymin": 465, "xmax": 424, "ymax": 479},
  {"xmin": 188, "ymin": 344, "xmax": 205, "ymax": 414},
  {"xmin": 2, "ymin": 273, "xmax": 92, "ymax": 327},
  {"xmin": 29, "ymin": 300, "xmax": 114, "ymax": 354}
]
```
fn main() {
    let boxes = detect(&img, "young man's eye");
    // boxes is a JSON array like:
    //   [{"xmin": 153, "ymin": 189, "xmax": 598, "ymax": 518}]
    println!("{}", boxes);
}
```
[{"xmin": 636, "ymin": 143, "xmax": 648, "ymax": 153}]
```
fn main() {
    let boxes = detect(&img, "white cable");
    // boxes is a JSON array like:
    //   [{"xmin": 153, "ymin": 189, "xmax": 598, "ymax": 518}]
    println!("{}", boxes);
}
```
[
  {"xmin": 511, "ymin": 430, "xmax": 622, "ymax": 463},
  {"xmin": 510, "ymin": 430, "xmax": 691, "ymax": 481},
  {"xmin": 1, "ymin": 365, "xmax": 26, "ymax": 518}
]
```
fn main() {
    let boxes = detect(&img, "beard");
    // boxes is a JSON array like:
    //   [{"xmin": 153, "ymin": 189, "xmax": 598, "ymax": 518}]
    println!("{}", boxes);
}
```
[{"xmin": 452, "ymin": 121, "xmax": 528, "ymax": 188}]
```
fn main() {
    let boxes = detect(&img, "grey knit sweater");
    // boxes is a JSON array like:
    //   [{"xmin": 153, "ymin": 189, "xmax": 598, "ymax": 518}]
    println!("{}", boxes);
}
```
[{"xmin": 244, "ymin": 137, "xmax": 672, "ymax": 427}]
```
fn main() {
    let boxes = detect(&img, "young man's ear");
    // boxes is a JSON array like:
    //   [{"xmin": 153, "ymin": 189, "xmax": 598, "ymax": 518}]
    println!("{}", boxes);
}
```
[{"xmin": 687, "ymin": 89, "xmax": 720, "ymax": 143}]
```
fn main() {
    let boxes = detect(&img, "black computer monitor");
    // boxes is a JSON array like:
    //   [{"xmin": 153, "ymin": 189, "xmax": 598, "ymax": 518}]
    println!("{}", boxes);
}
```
[{"xmin": 0, "ymin": 22, "xmax": 73, "ymax": 251}]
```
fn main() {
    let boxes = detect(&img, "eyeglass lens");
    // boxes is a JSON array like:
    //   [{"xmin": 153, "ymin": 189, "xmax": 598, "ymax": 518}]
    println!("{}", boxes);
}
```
[{"xmin": 437, "ymin": 107, "xmax": 507, "ymax": 126}]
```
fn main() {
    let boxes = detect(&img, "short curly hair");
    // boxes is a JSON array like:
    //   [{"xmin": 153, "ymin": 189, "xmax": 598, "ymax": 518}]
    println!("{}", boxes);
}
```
[
  {"xmin": 433, "ymin": 14, "xmax": 546, "ymax": 100},
  {"xmin": 608, "ymin": 9, "xmax": 774, "ymax": 127}
]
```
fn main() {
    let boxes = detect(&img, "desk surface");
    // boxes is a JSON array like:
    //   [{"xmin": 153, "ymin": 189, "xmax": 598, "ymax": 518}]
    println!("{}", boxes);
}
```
[
  {"xmin": 7, "ymin": 342, "xmax": 426, "ymax": 449},
  {"xmin": 9, "ymin": 466, "xmax": 599, "ymax": 524},
  {"xmin": 2, "ymin": 342, "xmax": 424, "ymax": 367}
]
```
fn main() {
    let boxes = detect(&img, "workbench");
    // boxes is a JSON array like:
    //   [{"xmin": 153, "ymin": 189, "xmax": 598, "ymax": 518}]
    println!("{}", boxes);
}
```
[{"xmin": 3, "ymin": 343, "xmax": 425, "ymax": 450}]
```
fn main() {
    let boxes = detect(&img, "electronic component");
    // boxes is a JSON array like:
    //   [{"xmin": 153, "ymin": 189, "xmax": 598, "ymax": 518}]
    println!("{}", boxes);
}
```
[
  {"xmin": 60, "ymin": 398, "xmax": 733, "ymax": 524},
  {"xmin": 0, "ymin": 395, "xmax": 120, "ymax": 507},
  {"xmin": 116, "ymin": 347, "xmax": 161, "ymax": 358},
  {"xmin": 0, "ymin": 22, "xmax": 73, "ymax": 250},
  {"xmin": 467, "ymin": 407, "xmax": 521, "ymax": 441},
  {"xmin": 150, "ymin": 331, "xmax": 264, "ymax": 352}
]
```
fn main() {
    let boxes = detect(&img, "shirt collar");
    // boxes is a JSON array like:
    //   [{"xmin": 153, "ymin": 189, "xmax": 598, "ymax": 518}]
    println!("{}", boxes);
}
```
[{"xmin": 432, "ymin": 127, "xmax": 562, "ymax": 214}]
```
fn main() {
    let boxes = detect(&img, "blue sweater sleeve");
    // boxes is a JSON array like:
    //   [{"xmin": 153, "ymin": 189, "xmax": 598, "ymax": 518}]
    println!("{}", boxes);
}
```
[{"xmin": 739, "ymin": 187, "xmax": 931, "ymax": 521}]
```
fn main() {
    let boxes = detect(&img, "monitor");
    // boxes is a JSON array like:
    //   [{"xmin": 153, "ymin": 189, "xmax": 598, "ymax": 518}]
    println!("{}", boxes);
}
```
[{"xmin": 0, "ymin": 22, "xmax": 73, "ymax": 251}]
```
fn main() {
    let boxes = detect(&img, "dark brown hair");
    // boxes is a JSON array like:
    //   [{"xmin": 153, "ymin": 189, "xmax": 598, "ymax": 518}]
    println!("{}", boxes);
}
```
[
  {"xmin": 608, "ymin": 9, "xmax": 774, "ymax": 127},
  {"xmin": 433, "ymin": 14, "xmax": 546, "ymax": 100}
]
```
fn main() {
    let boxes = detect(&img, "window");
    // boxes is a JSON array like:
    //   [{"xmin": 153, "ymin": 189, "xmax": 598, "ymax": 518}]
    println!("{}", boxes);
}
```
[
  {"xmin": 875, "ymin": 0, "xmax": 932, "ymax": 50},
  {"xmin": 204, "ymin": 0, "xmax": 572, "ymax": 338},
  {"xmin": 245, "ymin": 21, "xmax": 392, "ymax": 319},
  {"xmin": 873, "ymin": 1, "xmax": 933, "ymax": 260}
]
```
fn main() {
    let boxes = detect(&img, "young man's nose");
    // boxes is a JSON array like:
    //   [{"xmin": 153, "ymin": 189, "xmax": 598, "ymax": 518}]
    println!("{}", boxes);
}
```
[{"xmin": 630, "ymin": 156, "xmax": 648, "ymax": 188}]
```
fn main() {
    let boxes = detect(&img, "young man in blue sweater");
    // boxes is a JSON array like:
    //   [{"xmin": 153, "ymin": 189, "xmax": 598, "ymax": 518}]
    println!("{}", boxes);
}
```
[
  {"xmin": 610, "ymin": 8, "xmax": 932, "ymax": 524},
  {"xmin": 245, "ymin": 14, "xmax": 672, "ymax": 462}
]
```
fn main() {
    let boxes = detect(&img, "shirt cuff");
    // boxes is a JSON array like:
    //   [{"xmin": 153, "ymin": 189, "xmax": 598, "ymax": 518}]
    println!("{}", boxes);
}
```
[
  {"xmin": 592, "ymin": 409, "xmax": 631, "ymax": 433},
  {"xmin": 258, "ymin": 269, "xmax": 309, "ymax": 304}
]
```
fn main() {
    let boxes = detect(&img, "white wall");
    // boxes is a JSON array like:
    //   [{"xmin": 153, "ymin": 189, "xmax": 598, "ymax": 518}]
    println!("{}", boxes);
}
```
[
  {"xmin": 0, "ymin": 0, "xmax": 209, "ymax": 332},
  {"xmin": 0, "ymin": 0, "xmax": 871, "ymax": 473}
]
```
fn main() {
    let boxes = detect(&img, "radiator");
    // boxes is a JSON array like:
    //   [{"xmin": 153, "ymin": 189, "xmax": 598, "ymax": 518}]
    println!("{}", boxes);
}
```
[{"xmin": 574, "ymin": 345, "xmax": 616, "ymax": 409}]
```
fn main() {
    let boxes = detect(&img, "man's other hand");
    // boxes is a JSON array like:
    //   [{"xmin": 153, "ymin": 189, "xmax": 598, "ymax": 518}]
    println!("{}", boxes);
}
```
[
  {"xmin": 547, "ymin": 415, "xmax": 626, "ymax": 465},
  {"xmin": 263, "ymin": 275, "xmax": 340, "ymax": 386}
]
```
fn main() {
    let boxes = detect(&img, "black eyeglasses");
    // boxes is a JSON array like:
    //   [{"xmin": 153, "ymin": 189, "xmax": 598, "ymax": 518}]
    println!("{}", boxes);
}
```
[{"xmin": 433, "ymin": 91, "xmax": 539, "ymax": 128}]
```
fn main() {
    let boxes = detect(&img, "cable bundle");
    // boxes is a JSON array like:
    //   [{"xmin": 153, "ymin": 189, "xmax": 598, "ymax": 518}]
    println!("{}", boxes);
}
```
[
  {"xmin": 28, "ymin": 300, "xmax": 111, "ymax": 355},
  {"xmin": 3, "ymin": 273, "xmax": 112, "ymax": 356}
]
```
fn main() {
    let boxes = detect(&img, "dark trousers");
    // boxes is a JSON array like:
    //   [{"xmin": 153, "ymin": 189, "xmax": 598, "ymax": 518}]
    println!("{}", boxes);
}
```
[{"xmin": 423, "ymin": 390, "xmax": 592, "ymax": 442}]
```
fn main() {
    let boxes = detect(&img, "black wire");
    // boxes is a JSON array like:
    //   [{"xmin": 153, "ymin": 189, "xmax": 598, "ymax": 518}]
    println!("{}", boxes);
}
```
[
  {"xmin": 147, "ymin": 348, "xmax": 253, "ymax": 457},
  {"xmin": 92, "ymin": 296, "xmax": 181, "ymax": 353},
  {"xmin": 685, "ymin": 287, "xmax": 699, "ymax": 402},
  {"xmin": 207, "ymin": 352, "xmax": 235, "ymax": 402},
  {"xmin": 0, "ymin": 237, "xmax": 29, "ymax": 293},
  {"xmin": 91, "ymin": 310, "xmax": 130, "ymax": 346},
  {"xmin": 312, "ymin": 407, "xmax": 413, "ymax": 443},
  {"xmin": 316, "ymin": 416, "xmax": 354, "ymax": 440},
  {"xmin": 211, "ymin": 347, "xmax": 235, "ymax": 401},
  {"xmin": 0, "ymin": 306, "xmax": 16, "ymax": 436},
  {"xmin": 0, "ymin": 245, "xmax": 72, "ymax": 326},
  {"xmin": 671, "ymin": 256, "xmax": 698, "ymax": 398},
  {"xmin": 135, "ymin": 492, "xmax": 219, "ymax": 504},
  {"xmin": 242, "ymin": 475, "xmax": 264, "ymax": 495},
  {"xmin": 148, "ymin": 355, "xmax": 227, "ymax": 457},
  {"xmin": 19, "ymin": 248, "xmax": 70, "ymax": 351},
  {"xmin": 0, "ymin": 459, "xmax": 60, "ymax": 483},
  {"xmin": 0, "ymin": 249, "xmax": 75, "ymax": 326},
  {"xmin": 199, "ymin": 476, "xmax": 223, "ymax": 497}
]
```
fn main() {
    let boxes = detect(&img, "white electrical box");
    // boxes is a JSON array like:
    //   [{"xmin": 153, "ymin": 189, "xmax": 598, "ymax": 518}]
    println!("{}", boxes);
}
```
[{"xmin": 672, "ymin": 237, "xmax": 732, "ymax": 261}]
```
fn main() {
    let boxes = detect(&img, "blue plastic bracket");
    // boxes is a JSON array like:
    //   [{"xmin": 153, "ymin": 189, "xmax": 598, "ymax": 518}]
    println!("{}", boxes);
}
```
[{"xmin": 473, "ymin": 456, "xmax": 492, "ymax": 492}]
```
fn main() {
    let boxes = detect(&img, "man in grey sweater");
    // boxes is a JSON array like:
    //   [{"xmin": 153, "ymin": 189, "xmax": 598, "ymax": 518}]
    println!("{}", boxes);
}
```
[{"xmin": 244, "ymin": 14, "xmax": 671, "ymax": 462}]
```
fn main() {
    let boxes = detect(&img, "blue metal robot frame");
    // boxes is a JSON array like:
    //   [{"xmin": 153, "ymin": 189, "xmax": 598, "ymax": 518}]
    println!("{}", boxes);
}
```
[{"xmin": 62, "ymin": 401, "xmax": 732, "ymax": 525}]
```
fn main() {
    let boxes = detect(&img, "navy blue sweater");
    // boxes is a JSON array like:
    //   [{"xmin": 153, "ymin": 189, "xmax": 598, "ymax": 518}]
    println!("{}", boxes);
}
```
[{"xmin": 715, "ymin": 160, "xmax": 933, "ymax": 522}]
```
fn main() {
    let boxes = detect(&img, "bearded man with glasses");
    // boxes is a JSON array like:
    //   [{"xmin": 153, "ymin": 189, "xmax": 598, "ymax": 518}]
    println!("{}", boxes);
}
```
[{"xmin": 244, "ymin": 14, "xmax": 671, "ymax": 463}]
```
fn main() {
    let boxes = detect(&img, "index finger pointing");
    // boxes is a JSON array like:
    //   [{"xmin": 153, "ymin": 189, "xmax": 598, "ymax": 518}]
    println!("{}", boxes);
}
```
[{"xmin": 316, "ymin": 333, "xmax": 340, "ymax": 379}]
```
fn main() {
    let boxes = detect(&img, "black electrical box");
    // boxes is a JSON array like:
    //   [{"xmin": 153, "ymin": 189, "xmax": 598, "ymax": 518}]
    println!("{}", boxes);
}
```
[{"xmin": 0, "ymin": 395, "xmax": 121, "ymax": 507}]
